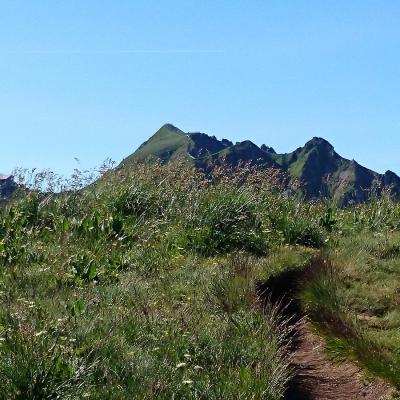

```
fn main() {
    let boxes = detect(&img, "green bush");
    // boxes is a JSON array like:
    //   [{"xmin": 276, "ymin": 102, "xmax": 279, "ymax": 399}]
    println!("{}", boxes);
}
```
[
  {"xmin": 267, "ymin": 200, "xmax": 326, "ymax": 248},
  {"xmin": 183, "ymin": 188, "xmax": 268, "ymax": 255}
]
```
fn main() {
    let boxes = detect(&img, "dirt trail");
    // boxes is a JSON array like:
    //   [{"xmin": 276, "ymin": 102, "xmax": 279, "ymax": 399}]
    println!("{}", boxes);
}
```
[
  {"xmin": 259, "ymin": 264, "xmax": 394, "ymax": 400},
  {"xmin": 285, "ymin": 321, "xmax": 392, "ymax": 400}
]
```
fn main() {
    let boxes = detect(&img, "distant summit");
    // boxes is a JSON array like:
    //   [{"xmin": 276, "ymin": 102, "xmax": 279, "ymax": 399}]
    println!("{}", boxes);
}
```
[
  {"xmin": 120, "ymin": 124, "xmax": 400, "ymax": 204},
  {"xmin": 0, "ymin": 174, "xmax": 17, "ymax": 199}
]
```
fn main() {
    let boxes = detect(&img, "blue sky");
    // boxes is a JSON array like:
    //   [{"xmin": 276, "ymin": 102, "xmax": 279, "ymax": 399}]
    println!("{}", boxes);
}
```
[{"xmin": 1, "ymin": 1, "xmax": 399, "ymax": 175}]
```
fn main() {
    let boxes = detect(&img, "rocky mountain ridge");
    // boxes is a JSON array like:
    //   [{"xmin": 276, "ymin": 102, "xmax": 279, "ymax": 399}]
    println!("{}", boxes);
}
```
[{"xmin": 121, "ymin": 124, "xmax": 400, "ymax": 204}]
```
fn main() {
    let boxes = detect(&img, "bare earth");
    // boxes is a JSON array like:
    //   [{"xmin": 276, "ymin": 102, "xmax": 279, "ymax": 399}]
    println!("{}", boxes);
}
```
[{"xmin": 286, "ymin": 321, "xmax": 393, "ymax": 400}]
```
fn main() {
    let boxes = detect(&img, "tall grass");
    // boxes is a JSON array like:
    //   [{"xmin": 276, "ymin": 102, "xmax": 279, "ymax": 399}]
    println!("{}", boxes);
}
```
[
  {"xmin": 0, "ymin": 162, "xmax": 302, "ymax": 399},
  {"xmin": 1, "ymin": 160, "xmax": 400, "ymax": 398}
]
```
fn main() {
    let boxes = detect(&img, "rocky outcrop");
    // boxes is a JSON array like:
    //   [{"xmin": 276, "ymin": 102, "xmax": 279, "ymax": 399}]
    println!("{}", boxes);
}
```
[{"xmin": 0, "ymin": 175, "xmax": 17, "ymax": 199}]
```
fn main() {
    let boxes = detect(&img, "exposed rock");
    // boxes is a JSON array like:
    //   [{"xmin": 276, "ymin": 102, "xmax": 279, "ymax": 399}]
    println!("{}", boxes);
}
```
[{"xmin": 0, "ymin": 175, "xmax": 17, "ymax": 199}]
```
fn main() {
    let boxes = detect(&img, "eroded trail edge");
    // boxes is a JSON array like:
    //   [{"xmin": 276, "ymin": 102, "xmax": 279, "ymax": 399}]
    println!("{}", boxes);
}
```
[{"xmin": 259, "ymin": 261, "xmax": 393, "ymax": 400}]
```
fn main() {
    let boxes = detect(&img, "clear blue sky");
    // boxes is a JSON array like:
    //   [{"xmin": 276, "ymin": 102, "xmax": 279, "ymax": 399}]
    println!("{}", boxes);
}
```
[{"xmin": 1, "ymin": 1, "xmax": 399, "ymax": 175}]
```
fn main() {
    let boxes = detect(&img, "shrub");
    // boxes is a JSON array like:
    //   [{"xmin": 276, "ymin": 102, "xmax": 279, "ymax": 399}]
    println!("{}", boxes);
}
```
[
  {"xmin": 267, "ymin": 200, "xmax": 326, "ymax": 248},
  {"xmin": 183, "ymin": 188, "xmax": 268, "ymax": 256},
  {"xmin": 113, "ymin": 183, "xmax": 160, "ymax": 218}
]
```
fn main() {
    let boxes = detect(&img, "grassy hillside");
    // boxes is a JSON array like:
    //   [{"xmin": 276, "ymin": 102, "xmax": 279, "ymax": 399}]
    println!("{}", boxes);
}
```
[
  {"xmin": 121, "ymin": 124, "xmax": 189, "ymax": 165},
  {"xmin": 0, "ymin": 161, "xmax": 400, "ymax": 399}
]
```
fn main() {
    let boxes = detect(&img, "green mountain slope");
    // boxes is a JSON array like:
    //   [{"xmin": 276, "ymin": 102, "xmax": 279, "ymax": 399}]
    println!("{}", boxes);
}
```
[
  {"xmin": 120, "ymin": 124, "xmax": 400, "ymax": 203},
  {"xmin": 121, "ymin": 124, "xmax": 279, "ymax": 170},
  {"xmin": 121, "ymin": 124, "xmax": 188, "ymax": 164},
  {"xmin": 270, "ymin": 137, "xmax": 385, "ymax": 202}
]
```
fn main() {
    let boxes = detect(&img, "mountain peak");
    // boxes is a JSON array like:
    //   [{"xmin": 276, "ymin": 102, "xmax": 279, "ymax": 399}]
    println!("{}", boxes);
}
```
[
  {"xmin": 0, "ymin": 174, "xmax": 17, "ymax": 199},
  {"xmin": 120, "ymin": 123, "xmax": 186, "ymax": 165},
  {"xmin": 236, "ymin": 140, "xmax": 259, "ymax": 149},
  {"xmin": 156, "ymin": 123, "xmax": 185, "ymax": 135},
  {"xmin": 385, "ymin": 170, "xmax": 398, "ymax": 178},
  {"xmin": 305, "ymin": 137, "xmax": 334, "ymax": 150},
  {"xmin": 261, "ymin": 144, "xmax": 276, "ymax": 154},
  {"xmin": 160, "ymin": 123, "xmax": 183, "ymax": 133},
  {"xmin": 383, "ymin": 170, "xmax": 400, "ymax": 190}
]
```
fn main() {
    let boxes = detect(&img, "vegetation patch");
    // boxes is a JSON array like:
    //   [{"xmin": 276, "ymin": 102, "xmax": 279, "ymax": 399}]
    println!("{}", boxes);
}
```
[{"xmin": 1, "ymin": 161, "xmax": 400, "ymax": 398}]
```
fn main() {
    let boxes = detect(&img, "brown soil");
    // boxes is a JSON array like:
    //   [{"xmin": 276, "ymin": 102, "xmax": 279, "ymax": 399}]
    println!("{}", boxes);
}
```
[
  {"xmin": 285, "ymin": 321, "xmax": 393, "ymax": 400},
  {"xmin": 258, "ymin": 262, "xmax": 394, "ymax": 399}
]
